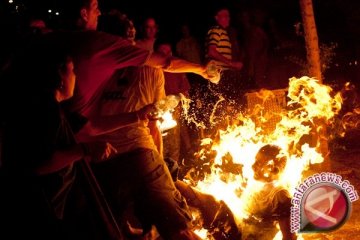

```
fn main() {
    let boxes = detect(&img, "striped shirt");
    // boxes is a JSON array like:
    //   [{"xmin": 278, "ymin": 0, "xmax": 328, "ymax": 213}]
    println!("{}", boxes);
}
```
[{"xmin": 206, "ymin": 25, "xmax": 232, "ymax": 63}]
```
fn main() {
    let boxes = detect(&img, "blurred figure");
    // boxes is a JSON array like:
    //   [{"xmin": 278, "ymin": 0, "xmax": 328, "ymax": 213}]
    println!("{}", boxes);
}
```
[
  {"xmin": 206, "ymin": 5, "xmax": 243, "ymax": 70},
  {"xmin": 202, "ymin": 4, "xmax": 245, "ymax": 132},
  {"xmin": 176, "ymin": 24, "xmax": 202, "ymax": 64},
  {"xmin": 156, "ymin": 38, "xmax": 192, "ymax": 163},
  {"xmin": 136, "ymin": 17, "xmax": 158, "ymax": 51},
  {"xmin": 29, "ymin": 18, "xmax": 52, "ymax": 34},
  {"xmin": 98, "ymin": 9, "xmax": 136, "ymax": 45},
  {"xmin": 239, "ymin": 9, "xmax": 270, "ymax": 89},
  {"xmin": 0, "ymin": 41, "xmax": 122, "ymax": 239}
]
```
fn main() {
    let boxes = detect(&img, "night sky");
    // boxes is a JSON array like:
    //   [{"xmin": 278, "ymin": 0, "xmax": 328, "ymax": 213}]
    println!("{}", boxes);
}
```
[{"xmin": 1, "ymin": 0, "xmax": 359, "ymax": 60}]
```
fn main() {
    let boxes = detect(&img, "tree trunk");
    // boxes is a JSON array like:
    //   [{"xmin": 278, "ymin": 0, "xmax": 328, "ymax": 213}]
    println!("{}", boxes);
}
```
[
  {"xmin": 299, "ymin": 0, "xmax": 322, "ymax": 83},
  {"xmin": 300, "ymin": 0, "xmax": 330, "ymax": 168}
]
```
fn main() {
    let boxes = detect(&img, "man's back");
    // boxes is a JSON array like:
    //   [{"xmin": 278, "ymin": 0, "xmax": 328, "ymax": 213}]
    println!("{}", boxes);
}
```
[
  {"xmin": 46, "ymin": 30, "xmax": 150, "ymax": 116},
  {"xmin": 92, "ymin": 66, "xmax": 165, "ymax": 154}
]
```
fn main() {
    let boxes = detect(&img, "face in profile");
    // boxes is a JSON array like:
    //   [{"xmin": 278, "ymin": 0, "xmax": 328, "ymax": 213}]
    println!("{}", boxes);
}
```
[
  {"xmin": 59, "ymin": 60, "xmax": 76, "ymax": 101},
  {"xmin": 181, "ymin": 25, "xmax": 190, "ymax": 37},
  {"xmin": 126, "ymin": 20, "xmax": 136, "ymax": 41},
  {"xmin": 157, "ymin": 44, "xmax": 172, "ymax": 57},
  {"xmin": 84, "ymin": 0, "xmax": 101, "ymax": 30},
  {"xmin": 252, "ymin": 144, "xmax": 286, "ymax": 182},
  {"xmin": 215, "ymin": 9, "xmax": 230, "ymax": 28}
]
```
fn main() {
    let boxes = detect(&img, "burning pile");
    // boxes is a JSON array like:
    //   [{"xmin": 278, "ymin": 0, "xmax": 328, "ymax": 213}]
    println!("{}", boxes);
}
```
[{"xmin": 181, "ymin": 76, "xmax": 343, "ymax": 240}]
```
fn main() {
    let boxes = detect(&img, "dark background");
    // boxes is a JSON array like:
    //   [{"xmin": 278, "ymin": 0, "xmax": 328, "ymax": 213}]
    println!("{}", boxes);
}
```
[
  {"xmin": 2, "ymin": 0, "xmax": 359, "ymax": 43},
  {"xmin": 1, "ymin": 0, "xmax": 359, "ymax": 86}
]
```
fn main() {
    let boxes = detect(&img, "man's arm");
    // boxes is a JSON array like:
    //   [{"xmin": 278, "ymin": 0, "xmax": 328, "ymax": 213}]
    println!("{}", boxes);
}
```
[
  {"xmin": 145, "ymin": 52, "xmax": 219, "ymax": 83},
  {"xmin": 76, "ymin": 104, "xmax": 156, "ymax": 141}
]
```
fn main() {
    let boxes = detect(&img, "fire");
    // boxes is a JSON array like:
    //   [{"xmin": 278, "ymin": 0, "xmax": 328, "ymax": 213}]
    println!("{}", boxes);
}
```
[
  {"xmin": 182, "ymin": 77, "xmax": 343, "ymax": 239},
  {"xmin": 155, "ymin": 94, "xmax": 181, "ymax": 133},
  {"xmin": 158, "ymin": 110, "xmax": 177, "ymax": 133}
]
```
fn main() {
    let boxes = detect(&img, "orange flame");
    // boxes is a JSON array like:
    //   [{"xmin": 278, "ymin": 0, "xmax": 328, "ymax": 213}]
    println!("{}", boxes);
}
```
[{"xmin": 183, "ymin": 77, "xmax": 343, "ymax": 239}]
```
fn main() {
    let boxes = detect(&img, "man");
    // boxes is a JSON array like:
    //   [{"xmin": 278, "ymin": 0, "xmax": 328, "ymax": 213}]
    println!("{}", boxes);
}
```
[
  {"xmin": 56, "ymin": 1, "xmax": 218, "ymax": 239},
  {"xmin": 55, "ymin": 0, "xmax": 217, "ymax": 118},
  {"xmin": 204, "ymin": 4, "xmax": 245, "ymax": 128},
  {"xmin": 136, "ymin": 17, "xmax": 158, "ymax": 51},
  {"xmin": 156, "ymin": 39, "xmax": 192, "ymax": 163},
  {"xmin": 206, "ymin": 5, "xmax": 243, "ymax": 70}
]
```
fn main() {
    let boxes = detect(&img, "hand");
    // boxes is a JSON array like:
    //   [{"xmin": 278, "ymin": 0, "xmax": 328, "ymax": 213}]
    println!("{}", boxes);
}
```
[
  {"xmin": 230, "ymin": 61, "xmax": 243, "ymax": 70},
  {"xmin": 83, "ymin": 141, "xmax": 118, "ymax": 163},
  {"xmin": 201, "ymin": 62, "xmax": 221, "ymax": 84},
  {"xmin": 136, "ymin": 104, "xmax": 159, "ymax": 121}
]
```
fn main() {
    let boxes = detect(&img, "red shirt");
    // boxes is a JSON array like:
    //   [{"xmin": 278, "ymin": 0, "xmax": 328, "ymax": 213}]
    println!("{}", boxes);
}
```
[
  {"xmin": 47, "ymin": 30, "xmax": 150, "ymax": 117},
  {"xmin": 163, "ymin": 72, "xmax": 190, "ymax": 96}
]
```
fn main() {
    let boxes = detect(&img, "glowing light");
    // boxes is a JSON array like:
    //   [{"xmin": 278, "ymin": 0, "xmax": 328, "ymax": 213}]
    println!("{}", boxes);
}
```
[
  {"xmin": 48, "ymin": 9, "xmax": 52, "ymax": 13},
  {"xmin": 194, "ymin": 228, "xmax": 210, "ymax": 239},
  {"xmin": 55, "ymin": 12, "xmax": 59, "ymax": 15},
  {"xmin": 157, "ymin": 111, "xmax": 177, "ymax": 133},
  {"xmin": 9, "ymin": 0, "xmax": 13, "ymax": 4}
]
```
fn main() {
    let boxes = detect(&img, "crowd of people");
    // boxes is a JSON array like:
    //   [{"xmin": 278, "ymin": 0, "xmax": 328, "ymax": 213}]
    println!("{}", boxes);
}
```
[{"xmin": 0, "ymin": 0, "xmax": 298, "ymax": 239}]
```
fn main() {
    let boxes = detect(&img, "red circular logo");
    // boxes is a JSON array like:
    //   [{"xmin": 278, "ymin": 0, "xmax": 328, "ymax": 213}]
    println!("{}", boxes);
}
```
[{"xmin": 303, "ymin": 184, "xmax": 349, "ymax": 230}]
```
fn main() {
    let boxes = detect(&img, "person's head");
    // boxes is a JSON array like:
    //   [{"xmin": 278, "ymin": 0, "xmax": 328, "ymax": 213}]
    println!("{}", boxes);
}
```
[
  {"xmin": 181, "ymin": 24, "xmax": 191, "ymax": 38},
  {"xmin": 13, "ymin": 41, "xmax": 75, "ymax": 102},
  {"xmin": 143, "ymin": 17, "xmax": 158, "ymax": 39},
  {"xmin": 98, "ymin": 12, "xmax": 136, "ymax": 43},
  {"xmin": 252, "ymin": 144, "xmax": 287, "ymax": 182},
  {"xmin": 125, "ymin": 19, "xmax": 136, "ymax": 41},
  {"xmin": 154, "ymin": 38, "xmax": 173, "ymax": 57},
  {"xmin": 29, "ymin": 19, "xmax": 46, "ymax": 29},
  {"xmin": 61, "ymin": 0, "xmax": 101, "ymax": 30},
  {"xmin": 28, "ymin": 18, "xmax": 52, "ymax": 35},
  {"xmin": 36, "ymin": 44, "xmax": 75, "ymax": 102},
  {"xmin": 215, "ymin": 8, "xmax": 230, "ymax": 28},
  {"xmin": 55, "ymin": 58, "xmax": 76, "ymax": 101}
]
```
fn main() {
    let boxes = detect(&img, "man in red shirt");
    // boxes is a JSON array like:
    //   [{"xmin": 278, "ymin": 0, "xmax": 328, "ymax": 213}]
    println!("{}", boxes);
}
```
[{"xmin": 54, "ymin": 1, "xmax": 219, "ymax": 239}]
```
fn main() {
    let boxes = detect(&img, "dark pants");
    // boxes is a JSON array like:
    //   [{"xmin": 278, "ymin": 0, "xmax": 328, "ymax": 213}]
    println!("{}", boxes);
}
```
[{"xmin": 92, "ymin": 148, "xmax": 193, "ymax": 239}]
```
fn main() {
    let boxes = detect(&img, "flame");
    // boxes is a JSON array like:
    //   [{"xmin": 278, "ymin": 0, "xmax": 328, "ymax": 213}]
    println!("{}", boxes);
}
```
[
  {"xmin": 158, "ymin": 111, "xmax": 177, "ymax": 133},
  {"xmin": 194, "ymin": 228, "xmax": 211, "ymax": 240},
  {"xmin": 182, "ymin": 77, "xmax": 343, "ymax": 239}
]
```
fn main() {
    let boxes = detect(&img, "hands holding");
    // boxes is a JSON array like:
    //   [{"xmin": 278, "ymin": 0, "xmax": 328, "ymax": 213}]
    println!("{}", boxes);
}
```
[
  {"xmin": 200, "ymin": 61, "xmax": 222, "ymax": 84},
  {"xmin": 135, "ymin": 104, "xmax": 159, "ymax": 121}
]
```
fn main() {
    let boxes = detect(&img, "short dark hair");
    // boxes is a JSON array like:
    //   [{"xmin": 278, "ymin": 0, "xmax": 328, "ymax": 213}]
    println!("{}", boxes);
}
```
[
  {"xmin": 153, "ymin": 36, "xmax": 173, "ymax": 52},
  {"xmin": 211, "ymin": 1, "xmax": 230, "ymax": 16},
  {"xmin": 59, "ymin": 0, "xmax": 92, "ymax": 28},
  {"xmin": 98, "ymin": 10, "xmax": 130, "ymax": 37}
]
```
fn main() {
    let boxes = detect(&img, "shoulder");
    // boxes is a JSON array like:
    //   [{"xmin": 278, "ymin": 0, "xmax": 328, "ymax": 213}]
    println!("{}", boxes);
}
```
[
  {"xmin": 47, "ymin": 30, "xmax": 130, "ymax": 52},
  {"xmin": 273, "ymin": 187, "xmax": 291, "ymax": 204},
  {"xmin": 207, "ymin": 25, "xmax": 221, "ymax": 33}
]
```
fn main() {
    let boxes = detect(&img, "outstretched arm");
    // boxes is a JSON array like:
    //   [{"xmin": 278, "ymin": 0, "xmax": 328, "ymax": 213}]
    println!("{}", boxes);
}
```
[{"xmin": 145, "ymin": 52, "xmax": 220, "ymax": 84}]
